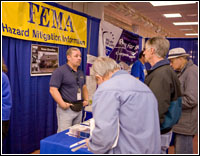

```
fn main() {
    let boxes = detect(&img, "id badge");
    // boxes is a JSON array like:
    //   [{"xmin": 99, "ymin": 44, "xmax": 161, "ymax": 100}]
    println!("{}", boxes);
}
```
[{"xmin": 77, "ymin": 88, "xmax": 82, "ymax": 100}]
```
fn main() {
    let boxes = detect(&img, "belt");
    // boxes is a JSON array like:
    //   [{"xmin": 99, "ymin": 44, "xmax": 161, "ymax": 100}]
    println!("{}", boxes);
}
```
[{"xmin": 63, "ymin": 99, "xmax": 83, "ymax": 112}]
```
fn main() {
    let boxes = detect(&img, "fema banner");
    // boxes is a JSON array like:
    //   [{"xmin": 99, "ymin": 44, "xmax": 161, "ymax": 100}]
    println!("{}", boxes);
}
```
[
  {"xmin": 2, "ymin": 2, "xmax": 87, "ymax": 48},
  {"xmin": 99, "ymin": 20, "xmax": 139, "ymax": 65}
]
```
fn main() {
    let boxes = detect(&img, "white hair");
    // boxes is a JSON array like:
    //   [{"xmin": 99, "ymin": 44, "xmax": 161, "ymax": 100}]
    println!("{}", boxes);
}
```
[
  {"xmin": 146, "ymin": 37, "xmax": 170, "ymax": 58},
  {"xmin": 91, "ymin": 56, "xmax": 120, "ymax": 77}
]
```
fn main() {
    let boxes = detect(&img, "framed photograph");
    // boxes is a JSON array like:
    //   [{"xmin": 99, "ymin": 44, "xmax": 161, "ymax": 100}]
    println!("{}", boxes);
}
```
[{"xmin": 31, "ymin": 44, "xmax": 59, "ymax": 76}]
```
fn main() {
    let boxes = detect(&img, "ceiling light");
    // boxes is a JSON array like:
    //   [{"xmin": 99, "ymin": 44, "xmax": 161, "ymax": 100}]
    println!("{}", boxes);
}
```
[
  {"xmin": 187, "ymin": 14, "xmax": 197, "ymax": 17},
  {"xmin": 173, "ymin": 22, "xmax": 198, "ymax": 25},
  {"xmin": 180, "ymin": 29, "xmax": 193, "ymax": 31},
  {"xmin": 150, "ymin": 2, "xmax": 196, "ymax": 6},
  {"xmin": 163, "ymin": 13, "xmax": 182, "ymax": 18},
  {"xmin": 185, "ymin": 33, "xmax": 198, "ymax": 36}
]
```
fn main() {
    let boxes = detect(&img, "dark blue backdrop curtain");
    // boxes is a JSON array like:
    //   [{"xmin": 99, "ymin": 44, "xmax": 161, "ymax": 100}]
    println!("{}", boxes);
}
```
[
  {"xmin": 2, "ymin": 2, "xmax": 100, "ymax": 154},
  {"xmin": 168, "ymin": 38, "xmax": 198, "ymax": 66}
]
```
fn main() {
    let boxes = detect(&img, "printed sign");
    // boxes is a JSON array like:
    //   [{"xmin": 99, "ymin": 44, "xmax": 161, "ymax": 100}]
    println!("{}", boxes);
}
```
[
  {"xmin": 99, "ymin": 21, "xmax": 139, "ymax": 65},
  {"xmin": 2, "ymin": 2, "xmax": 87, "ymax": 47},
  {"xmin": 110, "ymin": 30, "xmax": 139, "ymax": 64}
]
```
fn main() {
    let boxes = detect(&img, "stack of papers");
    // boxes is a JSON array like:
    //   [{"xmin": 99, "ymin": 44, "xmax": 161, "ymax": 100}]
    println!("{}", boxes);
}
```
[{"xmin": 67, "ymin": 124, "xmax": 90, "ymax": 138}]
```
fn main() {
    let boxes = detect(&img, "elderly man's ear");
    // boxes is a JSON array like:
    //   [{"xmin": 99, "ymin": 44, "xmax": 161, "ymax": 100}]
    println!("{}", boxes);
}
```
[{"xmin": 95, "ymin": 75, "xmax": 103, "ymax": 85}]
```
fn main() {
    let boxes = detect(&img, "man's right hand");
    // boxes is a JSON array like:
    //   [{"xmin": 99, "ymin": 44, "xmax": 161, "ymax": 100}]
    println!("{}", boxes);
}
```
[
  {"xmin": 50, "ymin": 87, "xmax": 73, "ymax": 110},
  {"xmin": 61, "ymin": 102, "xmax": 73, "ymax": 110}
]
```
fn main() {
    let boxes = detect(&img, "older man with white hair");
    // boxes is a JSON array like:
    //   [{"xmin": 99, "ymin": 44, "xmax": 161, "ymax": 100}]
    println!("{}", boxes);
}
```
[
  {"xmin": 144, "ymin": 37, "xmax": 182, "ymax": 154},
  {"xmin": 86, "ymin": 56, "xmax": 161, "ymax": 154},
  {"xmin": 168, "ymin": 47, "xmax": 198, "ymax": 154}
]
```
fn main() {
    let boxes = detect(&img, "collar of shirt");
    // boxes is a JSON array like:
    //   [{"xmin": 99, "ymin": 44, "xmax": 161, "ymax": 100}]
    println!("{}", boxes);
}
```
[
  {"xmin": 177, "ymin": 59, "xmax": 194, "ymax": 77},
  {"xmin": 111, "ymin": 70, "xmax": 128, "ymax": 78},
  {"xmin": 65, "ymin": 63, "xmax": 81, "ymax": 72},
  {"xmin": 150, "ymin": 59, "xmax": 169, "ymax": 71}
]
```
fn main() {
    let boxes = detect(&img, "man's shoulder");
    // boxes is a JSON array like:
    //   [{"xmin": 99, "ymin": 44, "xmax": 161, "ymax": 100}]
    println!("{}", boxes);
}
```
[
  {"xmin": 58, "ymin": 64, "xmax": 67, "ymax": 69},
  {"xmin": 154, "ymin": 64, "xmax": 173, "ymax": 73},
  {"xmin": 131, "ymin": 60, "xmax": 141, "ymax": 71},
  {"xmin": 148, "ymin": 65, "xmax": 177, "ymax": 81},
  {"xmin": 182, "ymin": 63, "xmax": 198, "ymax": 79},
  {"xmin": 2, "ymin": 72, "xmax": 9, "ymax": 81},
  {"xmin": 186, "ymin": 61, "xmax": 198, "ymax": 72},
  {"xmin": 51, "ymin": 64, "xmax": 68, "ymax": 77},
  {"xmin": 132, "ymin": 60, "xmax": 141, "ymax": 66},
  {"xmin": 2, "ymin": 71, "xmax": 7, "ymax": 77},
  {"xmin": 54, "ymin": 64, "xmax": 68, "ymax": 72}
]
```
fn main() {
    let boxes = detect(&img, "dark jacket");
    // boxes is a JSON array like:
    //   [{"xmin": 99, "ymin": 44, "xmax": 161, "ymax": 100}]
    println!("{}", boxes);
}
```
[{"xmin": 145, "ymin": 59, "xmax": 182, "ymax": 134}]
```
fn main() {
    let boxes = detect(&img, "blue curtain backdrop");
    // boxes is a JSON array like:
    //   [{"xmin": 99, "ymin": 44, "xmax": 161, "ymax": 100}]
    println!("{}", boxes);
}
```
[
  {"xmin": 168, "ymin": 38, "xmax": 198, "ymax": 66},
  {"xmin": 2, "ymin": 2, "xmax": 100, "ymax": 154}
]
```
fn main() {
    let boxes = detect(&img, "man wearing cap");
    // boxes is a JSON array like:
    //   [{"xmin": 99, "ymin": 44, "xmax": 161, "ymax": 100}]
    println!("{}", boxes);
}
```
[
  {"xmin": 144, "ymin": 37, "xmax": 182, "ymax": 154},
  {"xmin": 168, "ymin": 47, "xmax": 198, "ymax": 154}
]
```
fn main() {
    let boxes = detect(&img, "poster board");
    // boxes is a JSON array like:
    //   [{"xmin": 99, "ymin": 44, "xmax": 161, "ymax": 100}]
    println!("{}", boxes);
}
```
[
  {"xmin": 98, "ymin": 20, "xmax": 139, "ymax": 65},
  {"xmin": 31, "ymin": 44, "xmax": 59, "ymax": 76}
]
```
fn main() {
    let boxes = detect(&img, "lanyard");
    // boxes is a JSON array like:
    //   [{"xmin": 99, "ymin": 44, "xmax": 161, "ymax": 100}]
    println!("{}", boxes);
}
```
[
  {"xmin": 72, "ymin": 70, "xmax": 82, "ymax": 100},
  {"xmin": 72, "ymin": 70, "xmax": 80, "ymax": 88},
  {"xmin": 66, "ymin": 64, "xmax": 81, "ymax": 88}
]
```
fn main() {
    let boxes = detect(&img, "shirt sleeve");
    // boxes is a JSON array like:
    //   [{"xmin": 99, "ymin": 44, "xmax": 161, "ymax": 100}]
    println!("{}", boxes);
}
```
[
  {"xmin": 49, "ymin": 69, "xmax": 62, "ymax": 88},
  {"xmin": 2, "ymin": 72, "xmax": 12, "ymax": 120},
  {"xmin": 88, "ymin": 90, "xmax": 120, "ymax": 154},
  {"xmin": 181, "ymin": 69, "xmax": 198, "ymax": 109}
]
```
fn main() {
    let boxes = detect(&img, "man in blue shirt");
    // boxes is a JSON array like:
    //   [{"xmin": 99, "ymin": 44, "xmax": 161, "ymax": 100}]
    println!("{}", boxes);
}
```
[
  {"xmin": 49, "ymin": 47, "xmax": 89, "ymax": 133},
  {"xmin": 86, "ymin": 56, "xmax": 161, "ymax": 154},
  {"xmin": 131, "ymin": 50, "xmax": 147, "ymax": 82}
]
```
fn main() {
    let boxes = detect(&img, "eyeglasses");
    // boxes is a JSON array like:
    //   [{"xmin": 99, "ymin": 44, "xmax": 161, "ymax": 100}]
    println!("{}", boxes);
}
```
[{"xmin": 143, "ymin": 47, "xmax": 152, "ymax": 51}]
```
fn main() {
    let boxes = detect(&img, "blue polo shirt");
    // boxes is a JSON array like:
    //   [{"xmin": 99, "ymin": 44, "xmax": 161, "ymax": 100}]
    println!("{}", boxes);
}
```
[
  {"xmin": 49, "ymin": 64, "xmax": 86, "ymax": 102},
  {"xmin": 131, "ymin": 60, "xmax": 146, "ymax": 82}
]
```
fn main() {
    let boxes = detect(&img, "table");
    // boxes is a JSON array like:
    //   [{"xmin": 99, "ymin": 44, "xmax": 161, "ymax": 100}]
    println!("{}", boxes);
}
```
[{"xmin": 40, "ymin": 129, "xmax": 93, "ymax": 154}]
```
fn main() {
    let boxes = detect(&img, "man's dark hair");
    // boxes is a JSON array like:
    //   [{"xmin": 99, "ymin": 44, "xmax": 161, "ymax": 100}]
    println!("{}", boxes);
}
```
[{"xmin": 139, "ymin": 50, "xmax": 144, "ymax": 59}]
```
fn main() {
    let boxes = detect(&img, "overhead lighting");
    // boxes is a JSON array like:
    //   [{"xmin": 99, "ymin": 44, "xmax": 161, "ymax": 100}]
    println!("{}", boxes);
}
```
[
  {"xmin": 163, "ymin": 13, "xmax": 182, "ymax": 18},
  {"xmin": 150, "ymin": 2, "xmax": 197, "ymax": 6},
  {"xmin": 180, "ymin": 28, "xmax": 193, "ymax": 31},
  {"xmin": 187, "ymin": 14, "xmax": 197, "ymax": 17},
  {"xmin": 185, "ymin": 33, "xmax": 198, "ymax": 36},
  {"xmin": 173, "ymin": 22, "xmax": 198, "ymax": 25}
]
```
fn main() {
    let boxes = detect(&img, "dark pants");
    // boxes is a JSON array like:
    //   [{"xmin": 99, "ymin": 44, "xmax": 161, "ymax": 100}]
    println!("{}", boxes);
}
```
[{"xmin": 2, "ymin": 120, "xmax": 10, "ymax": 141}]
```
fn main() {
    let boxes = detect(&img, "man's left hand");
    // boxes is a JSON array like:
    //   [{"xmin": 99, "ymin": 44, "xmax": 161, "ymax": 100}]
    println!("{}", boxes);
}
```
[{"xmin": 83, "ymin": 100, "xmax": 89, "ymax": 107}]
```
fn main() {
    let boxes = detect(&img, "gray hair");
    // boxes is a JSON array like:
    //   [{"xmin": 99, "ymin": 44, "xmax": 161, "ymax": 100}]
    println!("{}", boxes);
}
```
[
  {"xmin": 146, "ymin": 37, "xmax": 170, "ymax": 58},
  {"xmin": 91, "ymin": 56, "xmax": 120, "ymax": 77},
  {"xmin": 66, "ymin": 47, "xmax": 80, "ymax": 56}
]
